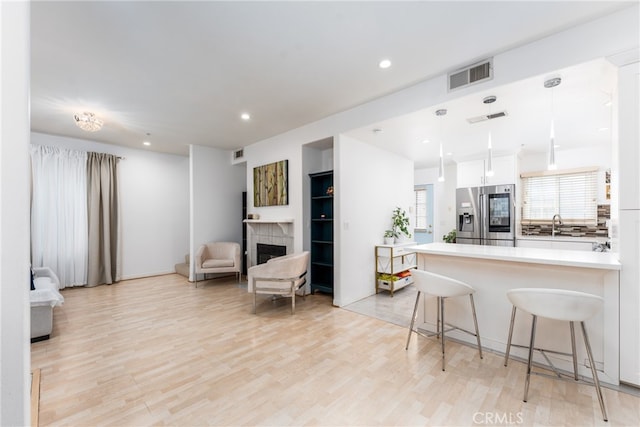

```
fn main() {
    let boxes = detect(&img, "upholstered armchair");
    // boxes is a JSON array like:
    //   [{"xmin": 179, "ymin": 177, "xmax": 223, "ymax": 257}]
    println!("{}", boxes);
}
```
[
  {"xmin": 194, "ymin": 242, "xmax": 241, "ymax": 286},
  {"xmin": 248, "ymin": 251, "xmax": 310, "ymax": 314}
]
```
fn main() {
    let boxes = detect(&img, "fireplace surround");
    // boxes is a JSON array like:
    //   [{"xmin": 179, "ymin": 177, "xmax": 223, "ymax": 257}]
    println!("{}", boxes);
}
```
[{"xmin": 244, "ymin": 219, "xmax": 294, "ymax": 269}]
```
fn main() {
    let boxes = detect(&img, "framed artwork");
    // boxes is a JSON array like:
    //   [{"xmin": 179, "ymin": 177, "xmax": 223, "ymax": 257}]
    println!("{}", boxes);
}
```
[{"xmin": 253, "ymin": 159, "xmax": 288, "ymax": 207}]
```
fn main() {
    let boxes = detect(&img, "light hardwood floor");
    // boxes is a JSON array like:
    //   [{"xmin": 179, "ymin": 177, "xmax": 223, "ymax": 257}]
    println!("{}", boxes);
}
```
[{"xmin": 31, "ymin": 274, "xmax": 639, "ymax": 426}]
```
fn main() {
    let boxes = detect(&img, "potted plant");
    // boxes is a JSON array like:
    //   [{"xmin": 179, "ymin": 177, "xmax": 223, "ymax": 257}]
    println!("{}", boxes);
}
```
[
  {"xmin": 383, "ymin": 230, "xmax": 396, "ymax": 245},
  {"xmin": 443, "ymin": 229, "xmax": 457, "ymax": 243},
  {"xmin": 391, "ymin": 207, "xmax": 412, "ymax": 243}
]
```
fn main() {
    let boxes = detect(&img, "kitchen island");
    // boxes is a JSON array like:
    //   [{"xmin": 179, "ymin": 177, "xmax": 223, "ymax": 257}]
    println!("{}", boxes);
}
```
[{"xmin": 407, "ymin": 243, "xmax": 621, "ymax": 384}]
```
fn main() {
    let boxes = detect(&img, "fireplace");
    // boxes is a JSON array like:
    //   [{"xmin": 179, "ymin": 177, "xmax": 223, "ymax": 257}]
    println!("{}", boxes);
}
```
[
  {"xmin": 256, "ymin": 243, "xmax": 286, "ymax": 265},
  {"xmin": 245, "ymin": 220, "xmax": 293, "ymax": 269}
]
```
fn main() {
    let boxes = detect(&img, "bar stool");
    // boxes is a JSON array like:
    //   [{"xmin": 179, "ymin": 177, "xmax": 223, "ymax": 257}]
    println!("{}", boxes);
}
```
[
  {"xmin": 405, "ymin": 269, "xmax": 483, "ymax": 371},
  {"xmin": 504, "ymin": 288, "xmax": 607, "ymax": 422}
]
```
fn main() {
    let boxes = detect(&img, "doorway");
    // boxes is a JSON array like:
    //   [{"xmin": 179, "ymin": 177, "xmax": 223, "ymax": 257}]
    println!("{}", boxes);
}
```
[{"xmin": 414, "ymin": 184, "xmax": 434, "ymax": 244}]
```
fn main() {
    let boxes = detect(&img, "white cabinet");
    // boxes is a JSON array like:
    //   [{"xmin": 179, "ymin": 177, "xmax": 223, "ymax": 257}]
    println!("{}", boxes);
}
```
[
  {"xmin": 516, "ymin": 238, "xmax": 594, "ymax": 251},
  {"xmin": 618, "ymin": 62, "xmax": 640, "ymax": 210},
  {"xmin": 456, "ymin": 155, "xmax": 516, "ymax": 188},
  {"xmin": 375, "ymin": 243, "xmax": 417, "ymax": 297}
]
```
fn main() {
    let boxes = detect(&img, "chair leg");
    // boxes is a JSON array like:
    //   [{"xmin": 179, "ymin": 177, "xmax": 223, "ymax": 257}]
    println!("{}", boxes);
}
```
[
  {"xmin": 504, "ymin": 305, "xmax": 517, "ymax": 366},
  {"xmin": 291, "ymin": 284, "xmax": 296, "ymax": 315},
  {"xmin": 253, "ymin": 282, "xmax": 257, "ymax": 314},
  {"xmin": 436, "ymin": 296, "xmax": 441, "ymax": 339},
  {"xmin": 405, "ymin": 291, "xmax": 421, "ymax": 350},
  {"xmin": 581, "ymin": 321, "xmax": 608, "ymax": 422},
  {"xmin": 469, "ymin": 293, "xmax": 483, "ymax": 359},
  {"xmin": 570, "ymin": 321, "xmax": 578, "ymax": 381},
  {"xmin": 524, "ymin": 314, "xmax": 538, "ymax": 402},
  {"xmin": 440, "ymin": 296, "xmax": 446, "ymax": 371}
]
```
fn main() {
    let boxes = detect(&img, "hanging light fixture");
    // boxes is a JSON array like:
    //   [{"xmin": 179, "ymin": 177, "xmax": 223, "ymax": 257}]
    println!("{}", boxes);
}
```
[
  {"xmin": 544, "ymin": 77, "xmax": 561, "ymax": 170},
  {"xmin": 483, "ymin": 96, "xmax": 496, "ymax": 177},
  {"xmin": 73, "ymin": 112, "xmax": 104, "ymax": 132},
  {"xmin": 436, "ymin": 108, "xmax": 447, "ymax": 182}
]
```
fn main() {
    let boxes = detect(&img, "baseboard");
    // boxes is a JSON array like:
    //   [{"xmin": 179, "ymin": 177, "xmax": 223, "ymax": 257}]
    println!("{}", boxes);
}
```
[{"xmin": 31, "ymin": 368, "xmax": 40, "ymax": 427}]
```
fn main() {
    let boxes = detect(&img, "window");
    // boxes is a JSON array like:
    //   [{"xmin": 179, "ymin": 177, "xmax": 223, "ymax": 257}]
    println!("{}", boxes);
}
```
[
  {"xmin": 414, "ymin": 186, "xmax": 427, "ymax": 230},
  {"xmin": 521, "ymin": 167, "xmax": 598, "ymax": 225}
]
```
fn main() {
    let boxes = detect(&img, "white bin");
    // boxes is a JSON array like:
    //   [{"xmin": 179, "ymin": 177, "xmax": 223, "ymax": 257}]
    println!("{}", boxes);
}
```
[{"xmin": 30, "ymin": 288, "xmax": 64, "ymax": 341}]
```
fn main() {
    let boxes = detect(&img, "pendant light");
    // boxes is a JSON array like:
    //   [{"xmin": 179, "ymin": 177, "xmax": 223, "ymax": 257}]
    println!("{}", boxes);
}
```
[
  {"xmin": 483, "ymin": 96, "xmax": 496, "ymax": 176},
  {"xmin": 544, "ymin": 77, "xmax": 561, "ymax": 170},
  {"xmin": 436, "ymin": 109, "xmax": 447, "ymax": 182}
]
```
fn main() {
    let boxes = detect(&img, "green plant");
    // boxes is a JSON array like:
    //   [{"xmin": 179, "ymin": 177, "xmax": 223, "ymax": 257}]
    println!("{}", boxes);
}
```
[
  {"xmin": 383, "ymin": 230, "xmax": 396, "ymax": 238},
  {"xmin": 443, "ymin": 229, "xmax": 457, "ymax": 243},
  {"xmin": 391, "ymin": 207, "xmax": 412, "ymax": 238}
]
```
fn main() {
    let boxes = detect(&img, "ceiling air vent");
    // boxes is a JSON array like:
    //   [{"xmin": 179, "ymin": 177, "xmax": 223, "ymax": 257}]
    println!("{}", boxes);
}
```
[
  {"xmin": 448, "ymin": 58, "xmax": 493, "ymax": 91},
  {"xmin": 233, "ymin": 148, "xmax": 244, "ymax": 160},
  {"xmin": 467, "ymin": 111, "xmax": 508, "ymax": 124}
]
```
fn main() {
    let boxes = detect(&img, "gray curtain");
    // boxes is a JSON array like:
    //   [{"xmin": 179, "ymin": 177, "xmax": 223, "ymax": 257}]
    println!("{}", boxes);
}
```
[{"xmin": 86, "ymin": 152, "xmax": 121, "ymax": 287}]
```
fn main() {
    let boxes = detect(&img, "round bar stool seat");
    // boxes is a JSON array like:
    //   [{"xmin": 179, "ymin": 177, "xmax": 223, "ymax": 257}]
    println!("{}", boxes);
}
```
[
  {"xmin": 504, "ymin": 288, "xmax": 607, "ymax": 422},
  {"xmin": 405, "ymin": 269, "xmax": 482, "ymax": 371}
]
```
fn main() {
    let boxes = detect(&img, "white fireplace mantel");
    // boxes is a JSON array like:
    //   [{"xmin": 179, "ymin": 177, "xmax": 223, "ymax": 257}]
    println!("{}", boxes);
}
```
[{"xmin": 244, "ymin": 219, "xmax": 293, "ymax": 235}]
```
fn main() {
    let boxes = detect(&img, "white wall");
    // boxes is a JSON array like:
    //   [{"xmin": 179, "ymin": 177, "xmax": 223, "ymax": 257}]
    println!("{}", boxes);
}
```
[
  {"xmin": 414, "ymin": 164, "xmax": 458, "ymax": 243},
  {"xmin": 31, "ymin": 132, "xmax": 190, "ymax": 279},
  {"xmin": 189, "ymin": 144, "xmax": 246, "ymax": 280},
  {"xmin": 244, "ymin": 138, "xmax": 305, "ymax": 250},
  {"xmin": 0, "ymin": 1, "xmax": 30, "ymax": 424},
  {"xmin": 335, "ymin": 135, "xmax": 414, "ymax": 306}
]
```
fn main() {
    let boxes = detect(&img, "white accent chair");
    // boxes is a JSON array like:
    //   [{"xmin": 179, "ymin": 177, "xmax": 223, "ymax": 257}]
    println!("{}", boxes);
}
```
[
  {"xmin": 194, "ymin": 242, "xmax": 241, "ymax": 286},
  {"xmin": 504, "ymin": 288, "xmax": 607, "ymax": 421},
  {"xmin": 405, "ymin": 269, "xmax": 483, "ymax": 371},
  {"xmin": 248, "ymin": 251, "xmax": 310, "ymax": 314},
  {"xmin": 31, "ymin": 267, "xmax": 64, "ymax": 342}
]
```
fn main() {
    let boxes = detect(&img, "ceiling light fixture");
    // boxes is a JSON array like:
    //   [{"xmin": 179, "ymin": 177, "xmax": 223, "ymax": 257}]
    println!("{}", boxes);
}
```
[
  {"xmin": 483, "ymin": 95, "xmax": 496, "ymax": 177},
  {"xmin": 73, "ymin": 112, "xmax": 103, "ymax": 132},
  {"xmin": 379, "ymin": 59, "xmax": 391, "ymax": 69},
  {"xmin": 544, "ymin": 77, "xmax": 561, "ymax": 170},
  {"xmin": 240, "ymin": 112, "xmax": 251, "ymax": 121},
  {"xmin": 143, "ymin": 141, "xmax": 151, "ymax": 146},
  {"xmin": 436, "ymin": 108, "xmax": 447, "ymax": 182}
]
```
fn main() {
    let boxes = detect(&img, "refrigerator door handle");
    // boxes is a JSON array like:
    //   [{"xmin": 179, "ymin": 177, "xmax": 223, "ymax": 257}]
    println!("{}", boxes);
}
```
[{"xmin": 480, "ymin": 193, "xmax": 487, "ymax": 241}]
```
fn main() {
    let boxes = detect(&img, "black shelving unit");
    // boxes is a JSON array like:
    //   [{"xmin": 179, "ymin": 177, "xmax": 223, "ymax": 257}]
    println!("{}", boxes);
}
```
[
  {"xmin": 309, "ymin": 170, "xmax": 334, "ymax": 295},
  {"xmin": 242, "ymin": 191, "xmax": 247, "ymax": 276}
]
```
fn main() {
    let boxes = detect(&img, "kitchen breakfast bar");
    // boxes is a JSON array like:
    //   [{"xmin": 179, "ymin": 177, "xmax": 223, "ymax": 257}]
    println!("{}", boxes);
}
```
[{"xmin": 408, "ymin": 243, "xmax": 622, "ymax": 385}]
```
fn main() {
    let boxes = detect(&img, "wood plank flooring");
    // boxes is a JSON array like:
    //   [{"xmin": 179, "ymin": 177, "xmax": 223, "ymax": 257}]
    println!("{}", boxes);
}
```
[{"xmin": 31, "ymin": 274, "xmax": 640, "ymax": 426}]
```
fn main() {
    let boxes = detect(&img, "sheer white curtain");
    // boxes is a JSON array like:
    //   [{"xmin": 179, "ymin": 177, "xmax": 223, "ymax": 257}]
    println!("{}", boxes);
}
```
[{"xmin": 30, "ymin": 145, "xmax": 88, "ymax": 288}]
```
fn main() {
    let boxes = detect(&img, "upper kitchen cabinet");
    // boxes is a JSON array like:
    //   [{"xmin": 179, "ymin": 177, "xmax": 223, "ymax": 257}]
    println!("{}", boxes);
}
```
[
  {"xmin": 456, "ymin": 154, "xmax": 516, "ymax": 188},
  {"xmin": 618, "ymin": 62, "xmax": 640, "ymax": 210}
]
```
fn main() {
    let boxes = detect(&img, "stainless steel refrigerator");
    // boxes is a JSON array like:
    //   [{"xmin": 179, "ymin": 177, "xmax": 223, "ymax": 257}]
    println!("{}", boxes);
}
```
[{"xmin": 456, "ymin": 184, "xmax": 516, "ymax": 246}]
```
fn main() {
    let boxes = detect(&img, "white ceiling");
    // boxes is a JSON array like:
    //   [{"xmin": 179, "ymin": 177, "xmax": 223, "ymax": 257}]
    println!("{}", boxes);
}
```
[
  {"xmin": 30, "ymin": 1, "xmax": 632, "ymax": 158},
  {"xmin": 346, "ymin": 58, "xmax": 618, "ymax": 168}
]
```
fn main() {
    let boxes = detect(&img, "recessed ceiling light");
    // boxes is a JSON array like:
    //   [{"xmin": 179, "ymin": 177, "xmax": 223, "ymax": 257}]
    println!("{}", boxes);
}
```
[
  {"xmin": 378, "ymin": 59, "xmax": 391, "ymax": 69},
  {"xmin": 422, "ymin": 139, "xmax": 430, "ymax": 144},
  {"xmin": 446, "ymin": 152, "xmax": 453, "ymax": 156},
  {"xmin": 143, "ymin": 141, "xmax": 151, "ymax": 146},
  {"xmin": 240, "ymin": 112, "xmax": 251, "ymax": 121},
  {"xmin": 599, "ymin": 127, "xmax": 609, "ymax": 132}
]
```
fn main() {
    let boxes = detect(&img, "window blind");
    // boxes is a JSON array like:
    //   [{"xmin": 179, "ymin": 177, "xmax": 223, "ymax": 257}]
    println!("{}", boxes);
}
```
[
  {"xmin": 414, "ymin": 188, "xmax": 427, "ymax": 230},
  {"xmin": 521, "ymin": 168, "xmax": 598, "ymax": 224}
]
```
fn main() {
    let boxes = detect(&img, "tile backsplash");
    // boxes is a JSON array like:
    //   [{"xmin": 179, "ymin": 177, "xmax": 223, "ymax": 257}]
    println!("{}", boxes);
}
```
[{"xmin": 521, "ymin": 204, "xmax": 610, "ymax": 238}]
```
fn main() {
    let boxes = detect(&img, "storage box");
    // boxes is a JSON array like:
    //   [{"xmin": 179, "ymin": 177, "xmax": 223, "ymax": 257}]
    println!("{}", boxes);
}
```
[
  {"xmin": 377, "ymin": 275, "xmax": 413, "ymax": 295},
  {"xmin": 30, "ymin": 288, "xmax": 64, "ymax": 342}
]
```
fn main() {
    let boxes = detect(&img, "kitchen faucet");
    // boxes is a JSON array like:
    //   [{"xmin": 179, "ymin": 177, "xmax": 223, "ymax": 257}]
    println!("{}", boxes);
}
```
[{"xmin": 552, "ymin": 214, "xmax": 563, "ymax": 237}]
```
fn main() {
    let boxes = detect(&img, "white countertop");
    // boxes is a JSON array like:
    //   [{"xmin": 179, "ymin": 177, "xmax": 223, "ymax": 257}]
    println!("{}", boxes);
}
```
[{"xmin": 409, "ymin": 242, "xmax": 621, "ymax": 270}]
